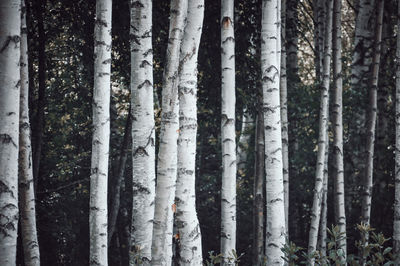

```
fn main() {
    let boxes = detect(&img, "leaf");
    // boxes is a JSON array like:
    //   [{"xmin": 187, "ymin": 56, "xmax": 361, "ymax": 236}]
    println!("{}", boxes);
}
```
[{"xmin": 172, "ymin": 203, "xmax": 176, "ymax": 213}]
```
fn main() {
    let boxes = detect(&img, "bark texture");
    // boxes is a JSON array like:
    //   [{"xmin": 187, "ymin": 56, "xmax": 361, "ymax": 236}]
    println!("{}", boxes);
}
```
[
  {"xmin": 394, "ymin": 1, "xmax": 400, "ymax": 261},
  {"xmin": 220, "ymin": 0, "xmax": 237, "ymax": 263},
  {"xmin": 19, "ymin": 0, "xmax": 40, "ymax": 264},
  {"xmin": 308, "ymin": 0, "xmax": 333, "ymax": 259},
  {"xmin": 332, "ymin": 0, "xmax": 347, "ymax": 260},
  {"xmin": 261, "ymin": 0, "xmax": 286, "ymax": 264},
  {"xmin": 89, "ymin": 0, "xmax": 112, "ymax": 264},
  {"xmin": 0, "ymin": 0, "xmax": 21, "ymax": 264},
  {"xmin": 130, "ymin": 0, "xmax": 155, "ymax": 264},
  {"xmin": 361, "ymin": 0, "xmax": 384, "ymax": 226},
  {"xmin": 151, "ymin": 0, "xmax": 187, "ymax": 264},
  {"xmin": 175, "ymin": 0, "xmax": 204, "ymax": 265}
]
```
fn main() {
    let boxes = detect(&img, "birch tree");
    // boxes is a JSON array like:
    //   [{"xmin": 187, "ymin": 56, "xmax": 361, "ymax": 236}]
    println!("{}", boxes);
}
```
[
  {"xmin": 280, "ymin": 0, "xmax": 289, "ymax": 235},
  {"xmin": 220, "ymin": 0, "xmax": 237, "ymax": 262},
  {"xmin": 130, "ymin": 0, "xmax": 155, "ymax": 263},
  {"xmin": 151, "ymin": 0, "xmax": 187, "ymax": 264},
  {"xmin": 89, "ymin": 0, "xmax": 112, "ymax": 264},
  {"xmin": 261, "ymin": 0, "xmax": 286, "ymax": 263},
  {"xmin": 308, "ymin": 0, "xmax": 333, "ymax": 259},
  {"xmin": 175, "ymin": 0, "xmax": 204, "ymax": 264},
  {"xmin": 19, "ymin": 0, "xmax": 40, "ymax": 264},
  {"xmin": 394, "ymin": 1, "xmax": 400, "ymax": 261},
  {"xmin": 253, "ymin": 110, "xmax": 264, "ymax": 266},
  {"xmin": 237, "ymin": 110, "xmax": 253, "ymax": 173},
  {"xmin": 0, "ymin": 0, "xmax": 21, "ymax": 264},
  {"xmin": 332, "ymin": 0, "xmax": 346, "ymax": 260},
  {"xmin": 361, "ymin": 0, "xmax": 384, "ymax": 226}
]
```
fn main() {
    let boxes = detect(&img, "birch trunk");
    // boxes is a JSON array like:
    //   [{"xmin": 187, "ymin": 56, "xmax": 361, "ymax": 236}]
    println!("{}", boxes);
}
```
[
  {"xmin": 308, "ymin": 0, "xmax": 333, "ymax": 259},
  {"xmin": 237, "ymin": 110, "xmax": 253, "ymax": 173},
  {"xmin": 314, "ymin": 0, "xmax": 326, "ymax": 81},
  {"xmin": 253, "ymin": 110, "xmax": 264, "ymax": 266},
  {"xmin": 361, "ymin": 0, "xmax": 384, "ymax": 226},
  {"xmin": 0, "ymin": 0, "xmax": 20, "ymax": 264},
  {"xmin": 130, "ymin": 1, "xmax": 155, "ymax": 264},
  {"xmin": 394, "ymin": 1, "xmax": 400, "ymax": 261},
  {"xmin": 332, "ymin": 0, "xmax": 347, "ymax": 260},
  {"xmin": 220, "ymin": 0, "xmax": 237, "ymax": 263},
  {"xmin": 261, "ymin": 0, "xmax": 286, "ymax": 264},
  {"xmin": 175, "ymin": 0, "xmax": 204, "ymax": 265},
  {"xmin": 89, "ymin": 0, "xmax": 112, "ymax": 264},
  {"xmin": 151, "ymin": 0, "xmax": 187, "ymax": 264},
  {"xmin": 280, "ymin": 0, "xmax": 289, "ymax": 237},
  {"xmin": 19, "ymin": 0, "xmax": 40, "ymax": 264},
  {"xmin": 318, "ymin": 144, "xmax": 328, "ymax": 257}
]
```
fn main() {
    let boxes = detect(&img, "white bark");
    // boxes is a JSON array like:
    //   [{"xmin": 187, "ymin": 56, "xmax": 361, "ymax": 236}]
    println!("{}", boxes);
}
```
[
  {"xmin": 19, "ymin": 0, "xmax": 40, "ymax": 264},
  {"xmin": 308, "ymin": 0, "xmax": 333, "ymax": 260},
  {"xmin": 361, "ymin": 0, "xmax": 384, "ymax": 227},
  {"xmin": 261, "ymin": 0, "xmax": 286, "ymax": 264},
  {"xmin": 280, "ymin": 0, "xmax": 289, "ymax": 237},
  {"xmin": 130, "ymin": 1, "xmax": 155, "ymax": 264},
  {"xmin": 394, "ymin": 1, "xmax": 400, "ymax": 261},
  {"xmin": 220, "ymin": 0, "xmax": 237, "ymax": 263},
  {"xmin": 151, "ymin": 0, "xmax": 187, "ymax": 264},
  {"xmin": 90, "ymin": 0, "xmax": 112, "ymax": 264},
  {"xmin": 0, "ymin": 0, "xmax": 20, "ymax": 265},
  {"xmin": 332, "ymin": 0, "xmax": 347, "ymax": 261},
  {"xmin": 175, "ymin": 0, "xmax": 204, "ymax": 265}
]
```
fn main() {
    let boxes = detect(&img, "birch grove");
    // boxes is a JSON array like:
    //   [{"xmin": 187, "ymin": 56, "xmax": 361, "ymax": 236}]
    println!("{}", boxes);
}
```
[
  {"xmin": 130, "ymin": 0, "xmax": 155, "ymax": 263},
  {"xmin": 89, "ymin": 0, "xmax": 112, "ymax": 264},
  {"xmin": 0, "ymin": 0, "xmax": 21, "ymax": 264},
  {"xmin": 261, "ymin": 0, "xmax": 286, "ymax": 263},
  {"xmin": 151, "ymin": 0, "xmax": 187, "ymax": 264},
  {"xmin": 175, "ymin": 0, "xmax": 204, "ymax": 264},
  {"xmin": 308, "ymin": 0, "xmax": 333, "ymax": 259},
  {"xmin": 19, "ymin": 0, "xmax": 40, "ymax": 264},
  {"xmin": 220, "ymin": 0, "xmax": 237, "ymax": 262}
]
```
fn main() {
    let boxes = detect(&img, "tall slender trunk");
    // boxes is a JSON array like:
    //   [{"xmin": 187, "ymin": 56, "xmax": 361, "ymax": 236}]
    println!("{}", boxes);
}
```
[
  {"xmin": 0, "ymin": 0, "xmax": 21, "ymax": 265},
  {"xmin": 253, "ymin": 110, "xmax": 264, "ymax": 266},
  {"xmin": 237, "ymin": 109, "xmax": 253, "ymax": 173},
  {"xmin": 220, "ymin": 0, "xmax": 237, "ymax": 263},
  {"xmin": 318, "ymin": 142, "xmax": 329, "ymax": 257},
  {"xmin": 314, "ymin": 0, "xmax": 326, "ymax": 81},
  {"xmin": 361, "ymin": 0, "xmax": 384, "ymax": 226},
  {"xmin": 308, "ymin": 0, "xmax": 333, "ymax": 260},
  {"xmin": 19, "ymin": 1, "xmax": 40, "ymax": 264},
  {"xmin": 394, "ymin": 1, "xmax": 400, "ymax": 262},
  {"xmin": 175, "ymin": 1, "xmax": 204, "ymax": 265},
  {"xmin": 261, "ymin": 0, "xmax": 286, "ymax": 264},
  {"xmin": 151, "ymin": 1, "xmax": 187, "ymax": 264},
  {"xmin": 332, "ymin": 0, "xmax": 347, "ymax": 261},
  {"xmin": 108, "ymin": 109, "xmax": 131, "ymax": 245},
  {"xmin": 32, "ymin": 0, "xmax": 46, "ymax": 189},
  {"xmin": 280, "ymin": 0, "xmax": 289, "ymax": 237},
  {"xmin": 129, "ymin": 1, "xmax": 156, "ymax": 264},
  {"xmin": 89, "ymin": 0, "xmax": 112, "ymax": 264}
]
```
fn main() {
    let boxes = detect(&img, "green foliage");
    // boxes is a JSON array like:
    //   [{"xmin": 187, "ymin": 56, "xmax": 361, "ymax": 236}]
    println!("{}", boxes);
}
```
[{"xmin": 204, "ymin": 250, "xmax": 244, "ymax": 266}]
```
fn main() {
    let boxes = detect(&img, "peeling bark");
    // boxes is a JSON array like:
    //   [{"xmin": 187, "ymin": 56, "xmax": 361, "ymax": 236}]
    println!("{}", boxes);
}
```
[{"xmin": 151, "ymin": 0, "xmax": 187, "ymax": 264}]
